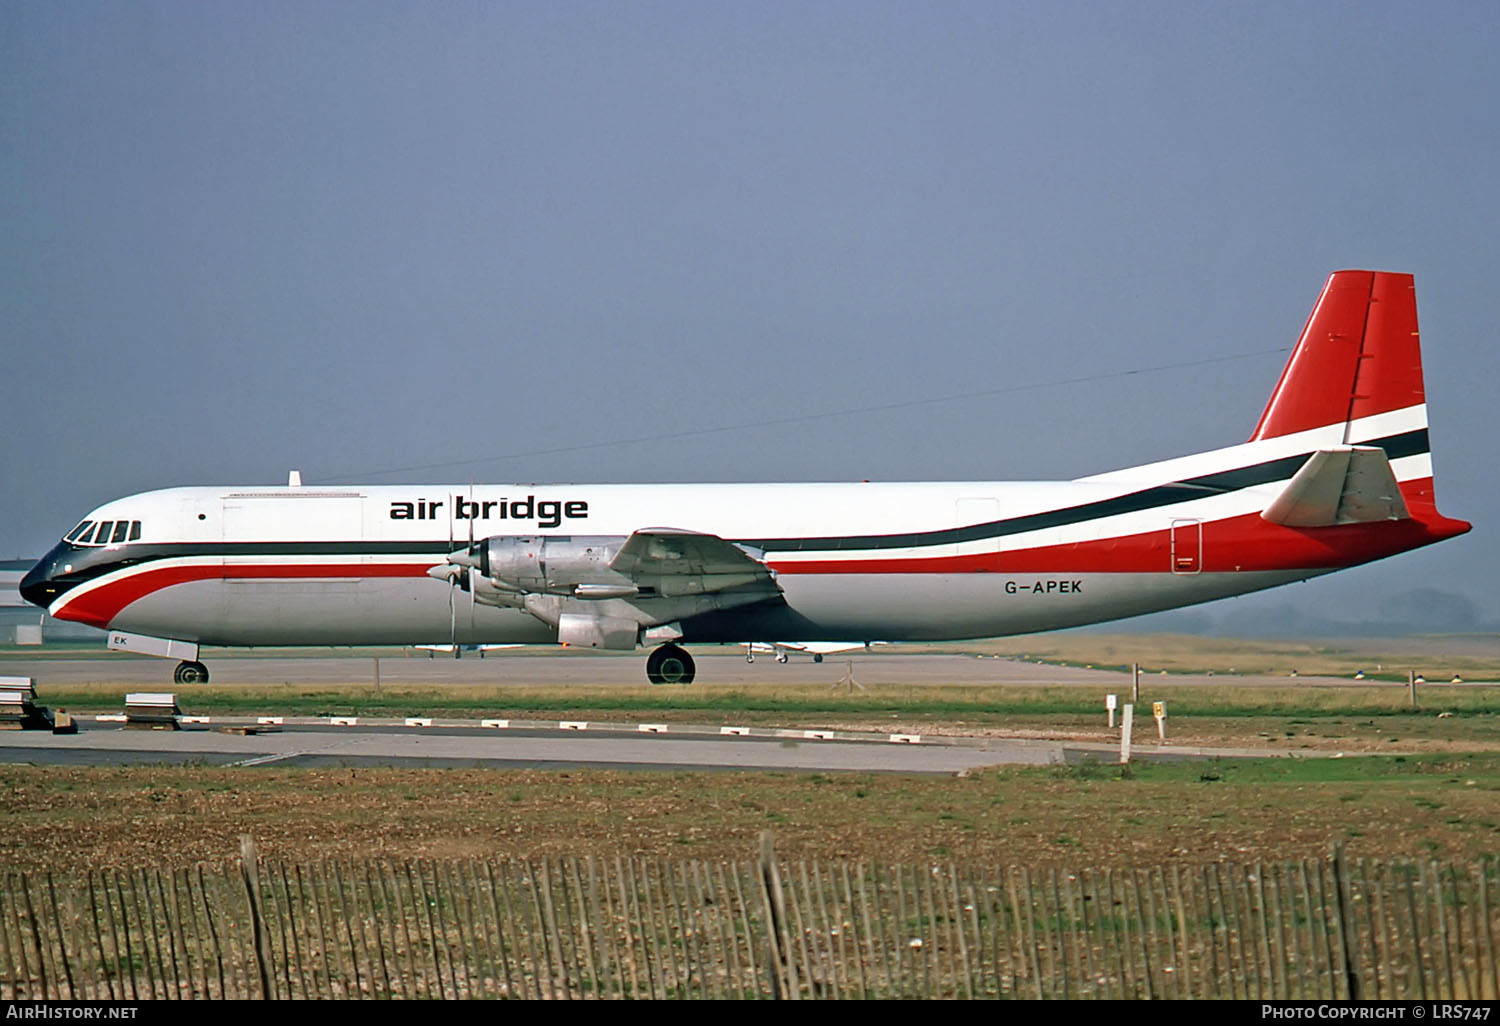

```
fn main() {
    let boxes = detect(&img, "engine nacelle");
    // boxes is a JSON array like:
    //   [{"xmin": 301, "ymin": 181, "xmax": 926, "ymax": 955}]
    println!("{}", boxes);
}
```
[{"xmin": 478, "ymin": 535, "xmax": 630, "ymax": 596}]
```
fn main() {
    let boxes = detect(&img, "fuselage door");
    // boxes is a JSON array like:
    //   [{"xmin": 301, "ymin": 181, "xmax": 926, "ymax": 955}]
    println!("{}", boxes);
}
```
[{"xmin": 1170, "ymin": 518, "xmax": 1202, "ymax": 574}]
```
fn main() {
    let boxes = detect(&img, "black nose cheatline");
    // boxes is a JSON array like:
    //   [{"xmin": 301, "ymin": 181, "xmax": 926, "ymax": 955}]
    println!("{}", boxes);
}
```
[
  {"xmin": 19, "ymin": 540, "xmax": 85, "ymax": 609},
  {"xmin": 19, "ymin": 559, "xmax": 57, "ymax": 608}
]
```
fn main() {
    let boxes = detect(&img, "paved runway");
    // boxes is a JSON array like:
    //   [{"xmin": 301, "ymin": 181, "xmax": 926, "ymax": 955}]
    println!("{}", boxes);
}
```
[
  {"xmin": 0, "ymin": 718, "xmax": 1275, "ymax": 773},
  {"xmin": 0, "ymin": 650, "xmax": 1355, "ymax": 688}
]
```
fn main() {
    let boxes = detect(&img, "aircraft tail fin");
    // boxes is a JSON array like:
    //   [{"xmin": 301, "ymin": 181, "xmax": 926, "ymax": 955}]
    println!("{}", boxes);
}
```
[{"xmin": 1249, "ymin": 270, "xmax": 1425, "ymax": 443}]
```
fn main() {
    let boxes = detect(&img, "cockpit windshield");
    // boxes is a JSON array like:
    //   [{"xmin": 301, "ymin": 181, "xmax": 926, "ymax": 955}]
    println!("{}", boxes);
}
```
[{"xmin": 65, "ymin": 519, "xmax": 142, "ymax": 546}]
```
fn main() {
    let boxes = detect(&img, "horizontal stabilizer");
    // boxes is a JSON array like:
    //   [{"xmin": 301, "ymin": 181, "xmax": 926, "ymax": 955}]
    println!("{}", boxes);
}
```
[{"xmin": 1261, "ymin": 447, "xmax": 1410, "ymax": 527}]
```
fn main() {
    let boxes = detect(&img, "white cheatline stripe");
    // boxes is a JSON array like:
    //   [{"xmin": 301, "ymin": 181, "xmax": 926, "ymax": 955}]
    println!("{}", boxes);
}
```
[
  {"xmin": 1390, "ymin": 452, "xmax": 1433, "ymax": 482},
  {"xmin": 1082, "ymin": 404, "xmax": 1426, "ymax": 486}
]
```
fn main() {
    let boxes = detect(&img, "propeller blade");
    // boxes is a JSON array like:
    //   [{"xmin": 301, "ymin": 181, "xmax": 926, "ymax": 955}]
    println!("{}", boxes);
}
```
[
  {"xmin": 466, "ymin": 484, "xmax": 476, "ymax": 631},
  {"xmin": 448, "ymin": 570, "xmax": 457, "ymax": 650}
]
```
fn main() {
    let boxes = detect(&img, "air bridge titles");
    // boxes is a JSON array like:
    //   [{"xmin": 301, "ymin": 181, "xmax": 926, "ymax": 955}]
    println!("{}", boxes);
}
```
[{"xmin": 390, "ymin": 496, "xmax": 589, "ymax": 529}]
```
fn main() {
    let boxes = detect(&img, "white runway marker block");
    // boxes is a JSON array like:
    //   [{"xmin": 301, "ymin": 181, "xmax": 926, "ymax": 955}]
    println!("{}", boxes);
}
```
[
  {"xmin": 481, "ymin": 719, "xmax": 510, "ymax": 729},
  {"xmin": 404, "ymin": 718, "xmax": 433, "ymax": 727},
  {"xmin": 330, "ymin": 717, "xmax": 358, "ymax": 726},
  {"xmin": 638, "ymin": 724, "xmax": 669, "ymax": 733},
  {"xmin": 561, "ymin": 721, "xmax": 588, "ymax": 730},
  {"xmin": 720, "ymin": 726, "xmax": 750, "ymax": 736}
]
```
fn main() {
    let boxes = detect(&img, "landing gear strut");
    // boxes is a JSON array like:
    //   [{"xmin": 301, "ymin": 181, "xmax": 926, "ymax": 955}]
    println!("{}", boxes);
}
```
[
  {"xmin": 646, "ymin": 644, "xmax": 695, "ymax": 685},
  {"xmin": 173, "ymin": 660, "xmax": 209, "ymax": 684}
]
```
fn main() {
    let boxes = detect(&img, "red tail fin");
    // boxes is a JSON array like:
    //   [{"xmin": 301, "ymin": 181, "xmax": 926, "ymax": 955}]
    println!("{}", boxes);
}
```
[{"xmin": 1249, "ymin": 271, "xmax": 1426, "ymax": 442}]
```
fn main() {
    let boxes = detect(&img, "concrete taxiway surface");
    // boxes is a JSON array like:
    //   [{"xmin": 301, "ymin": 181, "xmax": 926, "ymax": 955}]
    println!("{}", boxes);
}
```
[
  {"xmin": 0, "ymin": 651, "xmax": 1366, "ymax": 688},
  {"xmin": 0, "ymin": 719, "xmax": 1278, "ymax": 773}
]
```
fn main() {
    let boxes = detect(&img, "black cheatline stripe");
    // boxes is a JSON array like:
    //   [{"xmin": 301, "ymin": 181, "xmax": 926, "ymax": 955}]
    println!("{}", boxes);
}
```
[
  {"xmin": 45, "ymin": 427, "xmax": 1430, "ymax": 588},
  {"xmin": 738, "ymin": 427, "xmax": 1429, "ymax": 552}
]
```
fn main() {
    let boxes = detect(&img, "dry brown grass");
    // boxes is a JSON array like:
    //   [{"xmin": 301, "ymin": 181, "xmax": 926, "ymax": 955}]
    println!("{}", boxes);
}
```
[{"xmin": 5, "ymin": 755, "xmax": 1499, "ymax": 873}]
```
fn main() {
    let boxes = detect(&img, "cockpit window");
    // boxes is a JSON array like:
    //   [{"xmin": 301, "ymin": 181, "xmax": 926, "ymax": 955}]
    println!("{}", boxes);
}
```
[{"xmin": 69, "ymin": 519, "xmax": 143, "ymax": 547}]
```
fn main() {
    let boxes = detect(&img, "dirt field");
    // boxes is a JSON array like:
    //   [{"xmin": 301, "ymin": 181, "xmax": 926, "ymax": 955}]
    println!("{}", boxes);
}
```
[{"xmin": 4, "ymin": 753, "xmax": 1499, "ymax": 873}]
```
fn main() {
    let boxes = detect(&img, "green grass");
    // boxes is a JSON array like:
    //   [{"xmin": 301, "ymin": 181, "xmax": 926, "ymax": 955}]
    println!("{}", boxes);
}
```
[
  {"xmin": 27, "ymin": 681, "xmax": 1500, "ymax": 756},
  {"xmin": 32, "ymin": 680, "xmax": 1500, "ymax": 717}
]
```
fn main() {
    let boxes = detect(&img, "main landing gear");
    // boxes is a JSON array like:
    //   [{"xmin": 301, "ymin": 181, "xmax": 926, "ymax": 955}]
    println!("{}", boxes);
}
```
[
  {"xmin": 173, "ymin": 660, "xmax": 210, "ymax": 684},
  {"xmin": 646, "ymin": 644, "xmax": 695, "ymax": 685}
]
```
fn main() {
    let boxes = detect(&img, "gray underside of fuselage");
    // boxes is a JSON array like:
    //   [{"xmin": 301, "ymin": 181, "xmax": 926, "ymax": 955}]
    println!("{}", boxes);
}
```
[{"xmin": 107, "ymin": 570, "xmax": 1326, "ymax": 647}]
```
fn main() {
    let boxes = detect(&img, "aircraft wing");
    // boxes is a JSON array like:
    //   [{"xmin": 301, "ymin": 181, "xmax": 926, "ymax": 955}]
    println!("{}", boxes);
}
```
[
  {"xmin": 610, "ymin": 528, "xmax": 776, "ymax": 585},
  {"xmin": 799, "ymin": 642, "xmax": 873, "ymax": 655}
]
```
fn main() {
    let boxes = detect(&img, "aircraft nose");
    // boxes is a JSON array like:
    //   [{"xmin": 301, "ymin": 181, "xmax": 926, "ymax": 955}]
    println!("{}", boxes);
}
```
[{"xmin": 19, "ymin": 557, "xmax": 61, "ymax": 609}]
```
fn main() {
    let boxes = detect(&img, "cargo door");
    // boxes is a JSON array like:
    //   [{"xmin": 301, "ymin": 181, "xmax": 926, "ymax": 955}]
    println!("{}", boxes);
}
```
[{"xmin": 1170, "ymin": 518, "xmax": 1202, "ymax": 574}]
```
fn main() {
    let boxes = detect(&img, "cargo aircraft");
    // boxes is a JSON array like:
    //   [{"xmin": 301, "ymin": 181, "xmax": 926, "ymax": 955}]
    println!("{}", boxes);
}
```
[{"xmin": 20, "ymin": 272, "xmax": 1470, "ymax": 684}]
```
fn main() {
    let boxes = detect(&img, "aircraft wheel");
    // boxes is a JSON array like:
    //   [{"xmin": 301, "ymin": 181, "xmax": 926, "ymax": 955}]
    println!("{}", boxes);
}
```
[
  {"xmin": 646, "ymin": 644, "xmax": 695, "ymax": 685},
  {"xmin": 813, "ymin": 653, "xmax": 824, "ymax": 664},
  {"xmin": 173, "ymin": 661, "xmax": 209, "ymax": 685},
  {"xmin": 746, "ymin": 652, "xmax": 755, "ymax": 663},
  {"xmin": 775, "ymin": 652, "xmax": 788, "ymax": 664}
]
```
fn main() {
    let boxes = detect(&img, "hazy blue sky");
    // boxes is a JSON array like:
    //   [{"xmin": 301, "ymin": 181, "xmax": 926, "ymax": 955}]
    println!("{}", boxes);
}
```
[{"xmin": 4, "ymin": 2, "xmax": 1496, "ymax": 629}]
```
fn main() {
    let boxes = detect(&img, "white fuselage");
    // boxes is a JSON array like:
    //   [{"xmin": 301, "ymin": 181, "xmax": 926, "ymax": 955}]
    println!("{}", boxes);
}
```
[{"xmin": 36, "ymin": 408, "xmax": 1430, "ymax": 649}]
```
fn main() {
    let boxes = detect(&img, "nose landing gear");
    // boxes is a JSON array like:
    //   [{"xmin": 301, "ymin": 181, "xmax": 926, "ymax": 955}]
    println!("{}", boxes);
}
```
[{"xmin": 646, "ymin": 644, "xmax": 695, "ymax": 685}]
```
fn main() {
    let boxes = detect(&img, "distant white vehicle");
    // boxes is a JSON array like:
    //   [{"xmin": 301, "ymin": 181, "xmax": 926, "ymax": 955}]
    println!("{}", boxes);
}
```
[
  {"xmin": 21, "ymin": 272, "xmax": 1470, "ymax": 686},
  {"xmin": 742, "ymin": 641, "xmax": 882, "ymax": 664}
]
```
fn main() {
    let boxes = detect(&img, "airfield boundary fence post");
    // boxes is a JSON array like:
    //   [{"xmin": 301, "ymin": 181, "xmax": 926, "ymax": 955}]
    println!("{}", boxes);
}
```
[
  {"xmin": 237, "ymin": 835, "xmax": 274, "ymax": 999},
  {"xmin": 757, "ymin": 830, "xmax": 796, "ymax": 999},
  {"xmin": 1330, "ymin": 843, "xmax": 1359, "ymax": 999}
]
